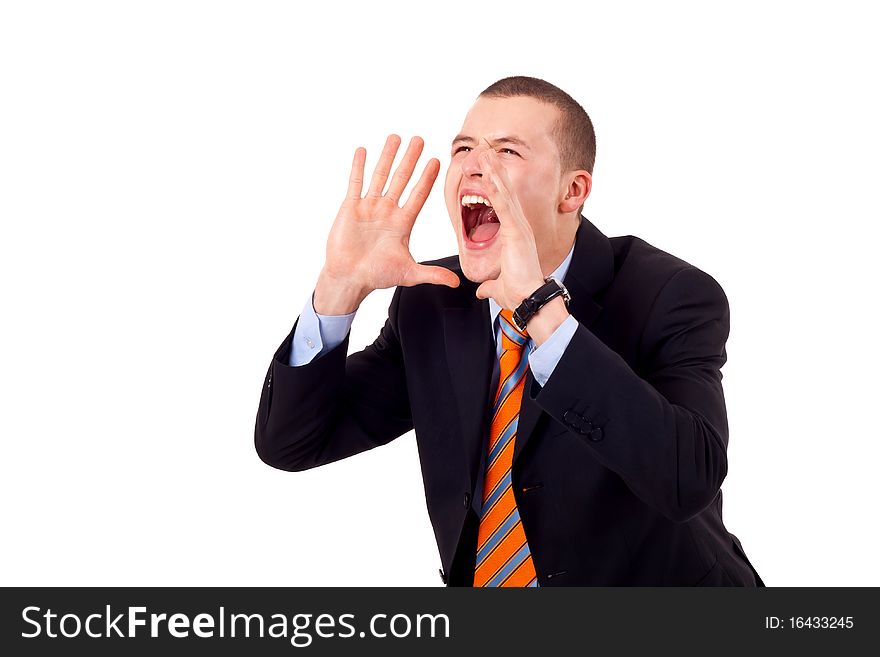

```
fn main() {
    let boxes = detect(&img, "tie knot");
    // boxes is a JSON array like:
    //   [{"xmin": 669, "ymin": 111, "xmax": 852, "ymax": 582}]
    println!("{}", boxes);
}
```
[{"xmin": 499, "ymin": 308, "xmax": 529, "ymax": 349}]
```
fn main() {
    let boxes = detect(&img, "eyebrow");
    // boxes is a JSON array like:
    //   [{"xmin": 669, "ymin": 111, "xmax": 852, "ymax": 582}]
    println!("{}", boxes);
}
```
[{"xmin": 451, "ymin": 134, "xmax": 531, "ymax": 150}]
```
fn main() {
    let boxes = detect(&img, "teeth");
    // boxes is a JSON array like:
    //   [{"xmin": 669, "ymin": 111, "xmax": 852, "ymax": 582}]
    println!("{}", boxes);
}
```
[{"xmin": 460, "ymin": 194, "xmax": 492, "ymax": 207}]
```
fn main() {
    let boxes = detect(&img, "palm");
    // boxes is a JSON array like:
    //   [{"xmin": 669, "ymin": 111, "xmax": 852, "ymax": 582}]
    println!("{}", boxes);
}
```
[{"xmin": 322, "ymin": 135, "xmax": 460, "ymax": 292}]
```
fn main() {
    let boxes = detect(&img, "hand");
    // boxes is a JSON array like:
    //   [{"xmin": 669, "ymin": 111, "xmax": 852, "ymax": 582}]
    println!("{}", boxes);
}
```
[
  {"xmin": 473, "ymin": 148, "xmax": 546, "ymax": 310},
  {"xmin": 315, "ymin": 134, "xmax": 460, "ymax": 314}
]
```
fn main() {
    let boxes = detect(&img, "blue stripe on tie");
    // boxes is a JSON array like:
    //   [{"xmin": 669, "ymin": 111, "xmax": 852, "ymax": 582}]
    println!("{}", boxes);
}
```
[
  {"xmin": 499, "ymin": 310, "xmax": 528, "ymax": 338},
  {"xmin": 487, "ymin": 417, "xmax": 518, "ymax": 470},
  {"xmin": 481, "ymin": 469, "xmax": 511, "ymax": 517},
  {"xmin": 493, "ymin": 348, "xmax": 525, "ymax": 409},
  {"xmin": 528, "ymin": 577, "xmax": 539, "ymax": 587},
  {"xmin": 499, "ymin": 317, "xmax": 528, "ymax": 347},
  {"xmin": 486, "ymin": 541, "xmax": 532, "ymax": 587},
  {"xmin": 492, "ymin": 351, "xmax": 530, "ymax": 417},
  {"xmin": 476, "ymin": 505, "xmax": 520, "ymax": 567}
]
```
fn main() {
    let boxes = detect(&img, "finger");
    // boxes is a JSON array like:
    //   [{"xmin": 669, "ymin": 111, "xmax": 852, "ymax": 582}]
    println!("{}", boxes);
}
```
[
  {"xmin": 367, "ymin": 134, "xmax": 402, "ymax": 198},
  {"xmin": 475, "ymin": 279, "xmax": 496, "ymax": 301},
  {"xmin": 402, "ymin": 264, "xmax": 461, "ymax": 288},
  {"xmin": 481, "ymin": 155, "xmax": 515, "ymax": 232},
  {"xmin": 401, "ymin": 158, "xmax": 441, "ymax": 218},
  {"xmin": 488, "ymin": 150, "xmax": 512, "ymax": 186},
  {"xmin": 346, "ymin": 147, "xmax": 366, "ymax": 200},
  {"xmin": 480, "ymin": 151, "xmax": 528, "ymax": 230},
  {"xmin": 385, "ymin": 136, "xmax": 425, "ymax": 204},
  {"xmin": 479, "ymin": 151, "xmax": 505, "ymax": 198}
]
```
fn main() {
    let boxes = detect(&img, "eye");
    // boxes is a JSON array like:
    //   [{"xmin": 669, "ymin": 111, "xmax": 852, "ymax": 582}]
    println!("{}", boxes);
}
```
[
  {"xmin": 453, "ymin": 146, "xmax": 471, "ymax": 154},
  {"xmin": 499, "ymin": 148, "xmax": 519, "ymax": 156}
]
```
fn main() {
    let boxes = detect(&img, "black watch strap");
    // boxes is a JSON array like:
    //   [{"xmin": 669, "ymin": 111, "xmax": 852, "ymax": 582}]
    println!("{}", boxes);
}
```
[{"xmin": 512, "ymin": 276, "xmax": 570, "ymax": 332}]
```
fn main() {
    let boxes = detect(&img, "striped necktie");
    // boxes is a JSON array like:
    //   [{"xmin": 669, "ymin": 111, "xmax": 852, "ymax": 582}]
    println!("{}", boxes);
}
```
[{"xmin": 473, "ymin": 308, "xmax": 539, "ymax": 587}]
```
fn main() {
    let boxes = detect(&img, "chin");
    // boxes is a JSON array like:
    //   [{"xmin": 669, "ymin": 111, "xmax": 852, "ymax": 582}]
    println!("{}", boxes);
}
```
[{"xmin": 458, "ymin": 250, "xmax": 500, "ymax": 284}]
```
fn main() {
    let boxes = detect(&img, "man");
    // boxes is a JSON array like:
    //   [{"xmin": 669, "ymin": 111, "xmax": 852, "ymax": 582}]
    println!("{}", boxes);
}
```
[{"xmin": 254, "ymin": 76, "xmax": 764, "ymax": 587}]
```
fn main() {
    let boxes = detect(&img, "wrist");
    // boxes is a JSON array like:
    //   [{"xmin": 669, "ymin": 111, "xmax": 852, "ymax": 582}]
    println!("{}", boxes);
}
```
[
  {"xmin": 525, "ymin": 296, "xmax": 570, "ymax": 347},
  {"xmin": 513, "ymin": 275, "xmax": 572, "ymax": 345},
  {"xmin": 519, "ymin": 277, "xmax": 547, "ymax": 303},
  {"xmin": 313, "ymin": 269, "xmax": 368, "ymax": 315}
]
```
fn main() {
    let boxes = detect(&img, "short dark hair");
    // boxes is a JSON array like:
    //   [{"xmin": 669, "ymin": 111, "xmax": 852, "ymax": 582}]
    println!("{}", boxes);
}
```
[{"xmin": 479, "ymin": 76, "xmax": 596, "ymax": 176}]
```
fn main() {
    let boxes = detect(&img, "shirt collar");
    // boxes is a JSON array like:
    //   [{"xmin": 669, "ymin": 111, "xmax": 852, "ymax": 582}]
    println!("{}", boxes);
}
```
[{"xmin": 488, "ymin": 240, "xmax": 576, "ymax": 333}]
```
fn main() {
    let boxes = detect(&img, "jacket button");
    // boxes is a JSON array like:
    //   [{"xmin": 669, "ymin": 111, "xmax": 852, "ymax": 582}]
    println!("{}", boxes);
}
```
[
  {"xmin": 463, "ymin": 492, "xmax": 471, "ymax": 508},
  {"xmin": 588, "ymin": 426, "xmax": 604, "ymax": 441}
]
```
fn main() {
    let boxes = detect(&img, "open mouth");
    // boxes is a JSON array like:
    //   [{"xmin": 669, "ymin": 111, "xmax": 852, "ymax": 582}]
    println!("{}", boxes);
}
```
[{"xmin": 460, "ymin": 193, "xmax": 501, "ymax": 245}]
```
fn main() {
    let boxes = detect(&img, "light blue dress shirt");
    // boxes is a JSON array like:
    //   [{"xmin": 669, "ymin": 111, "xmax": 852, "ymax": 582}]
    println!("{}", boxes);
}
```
[{"xmin": 288, "ymin": 242, "xmax": 579, "ymax": 390}]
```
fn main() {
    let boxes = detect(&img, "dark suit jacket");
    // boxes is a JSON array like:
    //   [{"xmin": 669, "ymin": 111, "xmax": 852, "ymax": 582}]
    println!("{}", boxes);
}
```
[{"xmin": 254, "ymin": 215, "xmax": 765, "ymax": 587}]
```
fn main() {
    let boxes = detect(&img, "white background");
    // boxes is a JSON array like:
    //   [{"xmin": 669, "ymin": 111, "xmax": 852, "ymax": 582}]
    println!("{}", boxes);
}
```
[{"xmin": 1, "ymin": 1, "xmax": 877, "ymax": 586}]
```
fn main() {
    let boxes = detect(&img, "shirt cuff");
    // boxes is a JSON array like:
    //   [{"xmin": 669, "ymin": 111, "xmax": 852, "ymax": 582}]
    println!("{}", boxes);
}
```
[
  {"xmin": 288, "ymin": 290, "xmax": 357, "ymax": 366},
  {"xmin": 527, "ymin": 314, "xmax": 578, "ymax": 387}
]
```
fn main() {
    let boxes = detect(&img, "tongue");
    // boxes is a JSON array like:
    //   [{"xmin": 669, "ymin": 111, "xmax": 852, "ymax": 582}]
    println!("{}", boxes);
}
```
[{"xmin": 470, "ymin": 221, "xmax": 500, "ymax": 242}]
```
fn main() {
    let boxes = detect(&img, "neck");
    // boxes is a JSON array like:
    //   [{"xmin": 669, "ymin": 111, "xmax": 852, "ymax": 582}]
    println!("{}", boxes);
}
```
[{"xmin": 539, "ymin": 215, "xmax": 579, "ymax": 276}]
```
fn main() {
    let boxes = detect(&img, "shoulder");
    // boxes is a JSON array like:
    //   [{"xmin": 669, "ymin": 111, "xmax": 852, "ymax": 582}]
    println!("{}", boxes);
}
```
[
  {"xmin": 608, "ymin": 234, "xmax": 728, "ymax": 308},
  {"xmin": 589, "ymin": 232, "xmax": 729, "ymax": 364},
  {"xmin": 610, "ymin": 236, "xmax": 730, "ymax": 367}
]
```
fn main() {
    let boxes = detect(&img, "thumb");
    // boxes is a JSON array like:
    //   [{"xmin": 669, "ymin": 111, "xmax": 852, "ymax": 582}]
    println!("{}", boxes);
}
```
[
  {"xmin": 403, "ymin": 264, "xmax": 461, "ymax": 288},
  {"xmin": 475, "ymin": 280, "xmax": 496, "ymax": 301}
]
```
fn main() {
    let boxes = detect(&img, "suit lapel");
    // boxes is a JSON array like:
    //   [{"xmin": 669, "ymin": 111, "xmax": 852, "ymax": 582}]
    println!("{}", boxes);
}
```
[
  {"xmin": 444, "ymin": 288, "xmax": 495, "ymax": 491},
  {"xmin": 513, "ymin": 216, "xmax": 615, "ymax": 467}
]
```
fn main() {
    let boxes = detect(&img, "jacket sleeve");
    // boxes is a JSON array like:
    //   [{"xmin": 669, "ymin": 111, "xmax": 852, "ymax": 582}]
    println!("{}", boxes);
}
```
[
  {"xmin": 531, "ymin": 266, "xmax": 731, "ymax": 522},
  {"xmin": 254, "ymin": 285, "xmax": 413, "ymax": 472}
]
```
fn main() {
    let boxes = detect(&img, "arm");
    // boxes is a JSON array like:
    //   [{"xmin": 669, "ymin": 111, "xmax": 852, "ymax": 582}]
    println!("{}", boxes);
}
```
[
  {"xmin": 255, "ymin": 134, "xmax": 456, "ymax": 472},
  {"xmin": 255, "ymin": 285, "xmax": 412, "ymax": 472},
  {"xmin": 530, "ymin": 267, "xmax": 731, "ymax": 523}
]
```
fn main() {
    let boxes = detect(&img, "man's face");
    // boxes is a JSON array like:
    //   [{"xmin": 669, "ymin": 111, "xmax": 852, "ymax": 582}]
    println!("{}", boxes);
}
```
[{"xmin": 444, "ymin": 95, "xmax": 566, "ymax": 284}]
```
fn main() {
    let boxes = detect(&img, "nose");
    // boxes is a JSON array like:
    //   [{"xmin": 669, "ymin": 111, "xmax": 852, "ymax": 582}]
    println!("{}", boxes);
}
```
[{"xmin": 461, "ymin": 143, "xmax": 489, "ymax": 179}]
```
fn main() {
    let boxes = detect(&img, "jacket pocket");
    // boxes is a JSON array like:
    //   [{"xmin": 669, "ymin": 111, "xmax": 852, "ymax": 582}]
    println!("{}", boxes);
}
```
[{"xmin": 258, "ymin": 367, "xmax": 273, "ymax": 428}]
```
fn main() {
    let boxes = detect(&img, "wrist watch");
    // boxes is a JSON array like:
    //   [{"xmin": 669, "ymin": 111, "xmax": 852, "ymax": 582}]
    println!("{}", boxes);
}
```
[{"xmin": 512, "ymin": 275, "xmax": 571, "ymax": 332}]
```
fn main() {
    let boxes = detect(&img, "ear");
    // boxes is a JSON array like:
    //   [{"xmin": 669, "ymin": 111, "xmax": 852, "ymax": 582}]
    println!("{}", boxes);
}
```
[{"xmin": 559, "ymin": 170, "xmax": 592, "ymax": 213}]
